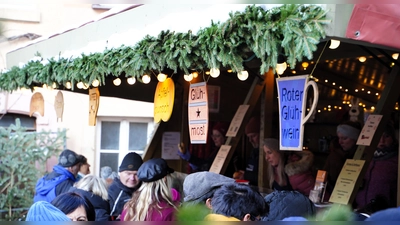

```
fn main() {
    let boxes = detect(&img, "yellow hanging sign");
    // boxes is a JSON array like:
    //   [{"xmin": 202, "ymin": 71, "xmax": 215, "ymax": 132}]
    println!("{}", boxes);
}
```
[{"xmin": 154, "ymin": 78, "xmax": 175, "ymax": 123}]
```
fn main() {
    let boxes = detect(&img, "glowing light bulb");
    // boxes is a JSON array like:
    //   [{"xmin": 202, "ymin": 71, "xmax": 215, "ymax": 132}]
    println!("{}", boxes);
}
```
[
  {"xmin": 392, "ymin": 53, "xmax": 399, "ymax": 60},
  {"xmin": 275, "ymin": 62, "xmax": 287, "ymax": 75},
  {"xmin": 301, "ymin": 62, "xmax": 309, "ymax": 69},
  {"xmin": 65, "ymin": 82, "xmax": 72, "ymax": 89},
  {"xmin": 77, "ymin": 82, "xmax": 84, "ymax": 89},
  {"xmin": 113, "ymin": 78, "xmax": 121, "ymax": 86},
  {"xmin": 237, "ymin": 70, "xmax": 249, "ymax": 81},
  {"xmin": 184, "ymin": 74, "xmax": 193, "ymax": 82},
  {"xmin": 210, "ymin": 68, "xmax": 220, "ymax": 78},
  {"xmin": 358, "ymin": 56, "xmax": 367, "ymax": 62},
  {"xmin": 92, "ymin": 79, "xmax": 100, "ymax": 87},
  {"xmin": 192, "ymin": 72, "xmax": 198, "ymax": 78},
  {"xmin": 142, "ymin": 74, "xmax": 151, "ymax": 84},
  {"xmin": 157, "ymin": 73, "xmax": 167, "ymax": 82},
  {"xmin": 127, "ymin": 77, "xmax": 136, "ymax": 85},
  {"xmin": 329, "ymin": 39, "xmax": 340, "ymax": 49}
]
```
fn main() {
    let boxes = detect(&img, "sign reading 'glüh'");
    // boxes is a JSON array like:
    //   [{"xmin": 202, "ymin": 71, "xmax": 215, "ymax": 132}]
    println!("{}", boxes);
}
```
[
  {"xmin": 276, "ymin": 75, "xmax": 318, "ymax": 150},
  {"xmin": 188, "ymin": 82, "xmax": 208, "ymax": 144}
]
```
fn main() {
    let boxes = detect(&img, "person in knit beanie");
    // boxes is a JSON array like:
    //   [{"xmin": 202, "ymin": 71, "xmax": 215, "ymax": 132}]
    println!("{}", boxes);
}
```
[
  {"xmin": 245, "ymin": 117, "xmax": 261, "ymax": 149},
  {"xmin": 234, "ymin": 116, "xmax": 261, "ymax": 186},
  {"xmin": 107, "ymin": 152, "xmax": 143, "ymax": 220},
  {"xmin": 354, "ymin": 122, "xmax": 399, "ymax": 212},
  {"xmin": 25, "ymin": 201, "xmax": 70, "ymax": 221},
  {"xmin": 34, "ymin": 149, "xmax": 82, "ymax": 203},
  {"xmin": 323, "ymin": 120, "xmax": 362, "ymax": 196}
]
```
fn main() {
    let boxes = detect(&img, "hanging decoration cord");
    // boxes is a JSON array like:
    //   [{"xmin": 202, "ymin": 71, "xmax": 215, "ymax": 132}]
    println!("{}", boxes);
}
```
[{"xmin": 310, "ymin": 41, "xmax": 329, "ymax": 77}]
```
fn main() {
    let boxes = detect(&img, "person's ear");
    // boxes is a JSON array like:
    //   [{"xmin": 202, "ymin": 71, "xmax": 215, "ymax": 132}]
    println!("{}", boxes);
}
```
[
  {"xmin": 205, "ymin": 198, "xmax": 212, "ymax": 209},
  {"xmin": 243, "ymin": 214, "xmax": 251, "ymax": 221}
]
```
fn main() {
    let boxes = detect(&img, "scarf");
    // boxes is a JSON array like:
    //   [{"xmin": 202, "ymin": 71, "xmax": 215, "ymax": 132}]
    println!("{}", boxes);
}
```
[{"xmin": 373, "ymin": 144, "xmax": 398, "ymax": 160}]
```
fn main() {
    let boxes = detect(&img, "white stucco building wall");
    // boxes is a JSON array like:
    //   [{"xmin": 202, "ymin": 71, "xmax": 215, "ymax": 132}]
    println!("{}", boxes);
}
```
[{"xmin": 0, "ymin": 2, "xmax": 154, "ymax": 175}]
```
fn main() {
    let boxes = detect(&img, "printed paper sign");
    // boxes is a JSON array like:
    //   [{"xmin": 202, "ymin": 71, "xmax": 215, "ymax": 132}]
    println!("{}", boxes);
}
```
[
  {"xmin": 357, "ymin": 114, "xmax": 383, "ymax": 146},
  {"xmin": 161, "ymin": 132, "xmax": 181, "ymax": 160},
  {"xmin": 226, "ymin": 105, "xmax": 249, "ymax": 137},
  {"xmin": 209, "ymin": 145, "xmax": 232, "ymax": 174},
  {"xmin": 329, "ymin": 159, "xmax": 365, "ymax": 205}
]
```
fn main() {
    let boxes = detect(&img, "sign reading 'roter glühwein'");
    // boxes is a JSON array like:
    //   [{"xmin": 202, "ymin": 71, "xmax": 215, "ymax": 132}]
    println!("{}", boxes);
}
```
[
  {"xmin": 188, "ymin": 82, "xmax": 208, "ymax": 144},
  {"xmin": 276, "ymin": 75, "xmax": 318, "ymax": 150}
]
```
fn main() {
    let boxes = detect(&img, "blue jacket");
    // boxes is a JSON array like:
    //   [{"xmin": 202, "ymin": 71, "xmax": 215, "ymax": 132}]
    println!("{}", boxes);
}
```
[
  {"xmin": 262, "ymin": 190, "xmax": 315, "ymax": 221},
  {"xmin": 33, "ymin": 165, "xmax": 77, "ymax": 203}
]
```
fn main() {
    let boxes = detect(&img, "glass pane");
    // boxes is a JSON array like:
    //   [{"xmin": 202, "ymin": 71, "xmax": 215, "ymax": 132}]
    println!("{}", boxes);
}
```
[
  {"xmin": 99, "ymin": 153, "xmax": 119, "ymax": 176},
  {"xmin": 0, "ymin": 113, "xmax": 35, "ymax": 130},
  {"xmin": 129, "ymin": 122, "xmax": 148, "ymax": 150},
  {"xmin": 100, "ymin": 121, "xmax": 120, "ymax": 150}
]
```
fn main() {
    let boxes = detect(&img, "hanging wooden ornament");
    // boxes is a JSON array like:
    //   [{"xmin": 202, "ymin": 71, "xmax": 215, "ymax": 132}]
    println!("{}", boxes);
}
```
[
  {"xmin": 89, "ymin": 87, "xmax": 100, "ymax": 126},
  {"xmin": 30, "ymin": 92, "xmax": 44, "ymax": 117},
  {"xmin": 54, "ymin": 91, "xmax": 64, "ymax": 122}
]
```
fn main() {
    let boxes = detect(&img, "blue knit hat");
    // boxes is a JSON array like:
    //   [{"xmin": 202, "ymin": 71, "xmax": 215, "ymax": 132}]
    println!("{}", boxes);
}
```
[{"xmin": 26, "ymin": 201, "xmax": 70, "ymax": 221}]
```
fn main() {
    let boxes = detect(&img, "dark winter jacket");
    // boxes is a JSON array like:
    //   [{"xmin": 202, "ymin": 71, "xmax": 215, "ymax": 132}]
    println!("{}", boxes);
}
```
[
  {"xmin": 355, "ymin": 151, "xmax": 398, "ymax": 210},
  {"xmin": 262, "ymin": 190, "xmax": 315, "ymax": 221},
  {"xmin": 323, "ymin": 145, "xmax": 357, "ymax": 195},
  {"xmin": 244, "ymin": 147, "xmax": 259, "ymax": 186},
  {"xmin": 285, "ymin": 150, "xmax": 315, "ymax": 196},
  {"xmin": 69, "ymin": 187, "xmax": 110, "ymax": 221},
  {"xmin": 108, "ymin": 177, "xmax": 141, "ymax": 218},
  {"xmin": 33, "ymin": 165, "xmax": 77, "ymax": 203}
]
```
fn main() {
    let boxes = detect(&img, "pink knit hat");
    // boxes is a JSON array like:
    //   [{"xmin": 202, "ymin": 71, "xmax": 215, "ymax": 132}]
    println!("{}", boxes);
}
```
[
  {"xmin": 245, "ymin": 117, "xmax": 260, "ymax": 135},
  {"xmin": 212, "ymin": 122, "xmax": 229, "ymax": 136}
]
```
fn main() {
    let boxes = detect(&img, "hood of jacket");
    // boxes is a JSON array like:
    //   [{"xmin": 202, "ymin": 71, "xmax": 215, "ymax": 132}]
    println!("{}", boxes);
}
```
[
  {"xmin": 262, "ymin": 191, "xmax": 315, "ymax": 221},
  {"xmin": 285, "ymin": 151, "xmax": 314, "ymax": 176},
  {"xmin": 35, "ymin": 165, "xmax": 76, "ymax": 196}
]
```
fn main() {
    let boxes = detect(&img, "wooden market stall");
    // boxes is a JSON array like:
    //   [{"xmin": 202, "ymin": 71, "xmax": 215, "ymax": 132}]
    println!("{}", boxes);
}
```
[{"xmin": 2, "ymin": 4, "xmax": 400, "ymax": 207}]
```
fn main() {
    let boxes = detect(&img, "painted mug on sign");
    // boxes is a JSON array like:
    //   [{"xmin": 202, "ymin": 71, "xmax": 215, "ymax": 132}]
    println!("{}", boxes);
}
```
[{"xmin": 276, "ymin": 75, "xmax": 318, "ymax": 150}]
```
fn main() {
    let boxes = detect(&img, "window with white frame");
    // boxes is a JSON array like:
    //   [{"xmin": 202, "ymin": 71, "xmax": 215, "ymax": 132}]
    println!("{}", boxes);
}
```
[{"xmin": 96, "ymin": 118, "xmax": 154, "ymax": 176}]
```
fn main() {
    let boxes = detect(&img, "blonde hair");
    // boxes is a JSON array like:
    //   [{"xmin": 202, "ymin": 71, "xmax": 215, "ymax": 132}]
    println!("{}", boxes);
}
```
[
  {"xmin": 123, "ymin": 174, "xmax": 177, "ymax": 221},
  {"xmin": 263, "ymin": 138, "xmax": 287, "ymax": 188},
  {"xmin": 74, "ymin": 174, "xmax": 108, "ymax": 200}
]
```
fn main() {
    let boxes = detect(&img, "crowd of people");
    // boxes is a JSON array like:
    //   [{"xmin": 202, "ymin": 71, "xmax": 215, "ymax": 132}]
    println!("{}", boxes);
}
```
[{"xmin": 25, "ymin": 117, "xmax": 399, "ymax": 221}]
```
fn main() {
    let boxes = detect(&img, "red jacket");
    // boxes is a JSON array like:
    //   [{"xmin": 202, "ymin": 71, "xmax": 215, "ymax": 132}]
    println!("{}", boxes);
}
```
[{"xmin": 285, "ymin": 150, "xmax": 315, "ymax": 196}]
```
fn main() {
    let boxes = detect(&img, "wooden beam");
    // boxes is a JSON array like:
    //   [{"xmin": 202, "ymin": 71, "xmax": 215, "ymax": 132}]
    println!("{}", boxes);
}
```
[{"xmin": 218, "ymin": 73, "xmax": 267, "ymax": 176}]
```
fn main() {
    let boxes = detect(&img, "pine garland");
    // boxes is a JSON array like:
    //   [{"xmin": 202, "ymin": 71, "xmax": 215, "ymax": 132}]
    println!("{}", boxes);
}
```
[{"xmin": 0, "ymin": 4, "xmax": 330, "ymax": 91}]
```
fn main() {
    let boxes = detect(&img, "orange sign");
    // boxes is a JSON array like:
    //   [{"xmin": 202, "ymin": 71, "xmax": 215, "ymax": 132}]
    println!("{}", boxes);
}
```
[
  {"xmin": 188, "ymin": 82, "xmax": 208, "ymax": 144},
  {"xmin": 154, "ymin": 78, "xmax": 175, "ymax": 123}
]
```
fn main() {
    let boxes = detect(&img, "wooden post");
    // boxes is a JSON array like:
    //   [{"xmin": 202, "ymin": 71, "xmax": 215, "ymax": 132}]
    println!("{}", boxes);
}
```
[{"xmin": 258, "ymin": 68, "xmax": 275, "ymax": 188}]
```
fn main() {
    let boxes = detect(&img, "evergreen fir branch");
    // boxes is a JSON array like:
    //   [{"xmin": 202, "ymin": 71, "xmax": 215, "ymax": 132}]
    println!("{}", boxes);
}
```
[{"xmin": 0, "ymin": 4, "xmax": 330, "ymax": 91}]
